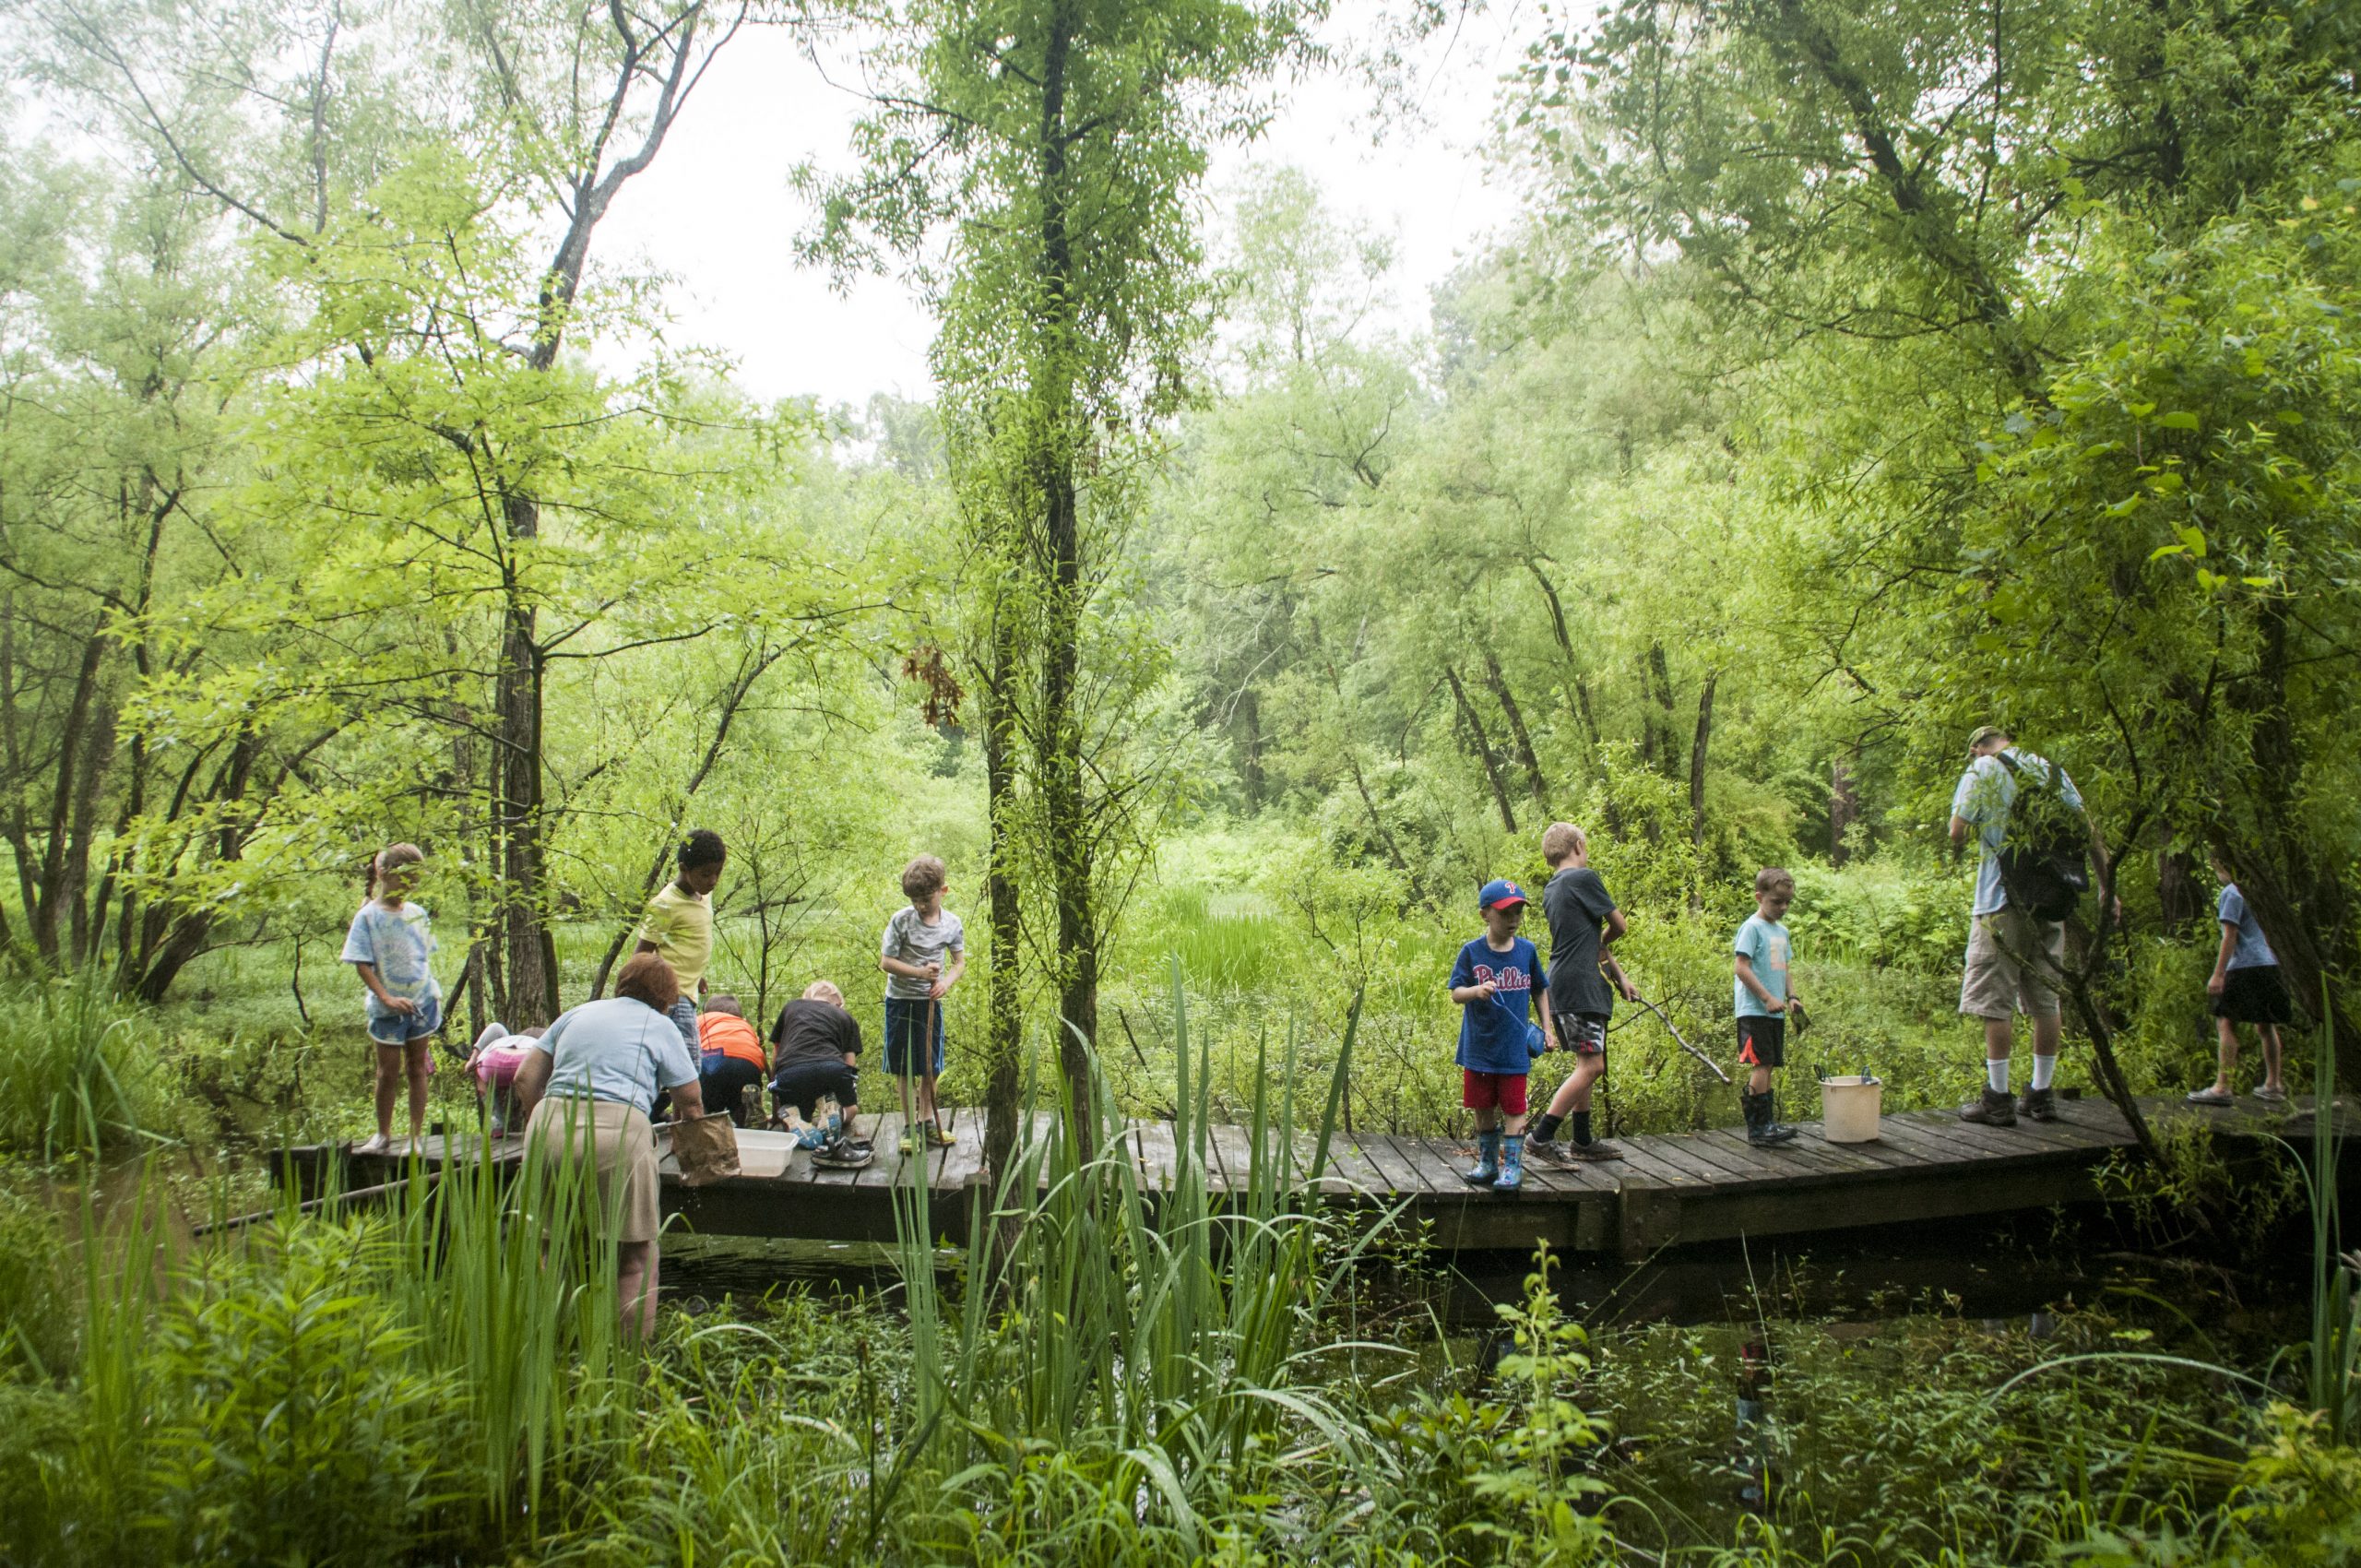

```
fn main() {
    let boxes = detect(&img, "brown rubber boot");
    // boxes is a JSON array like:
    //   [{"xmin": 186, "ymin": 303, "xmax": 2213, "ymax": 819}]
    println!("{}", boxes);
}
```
[
  {"xmin": 1959, "ymin": 1087, "xmax": 2017, "ymax": 1127},
  {"xmin": 2015, "ymin": 1087, "xmax": 2058, "ymax": 1122}
]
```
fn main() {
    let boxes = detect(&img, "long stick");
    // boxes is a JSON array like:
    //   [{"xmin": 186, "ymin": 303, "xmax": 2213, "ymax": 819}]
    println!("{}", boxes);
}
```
[{"xmin": 1627, "ymin": 989, "xmax": 1733, "ymax": 1085}]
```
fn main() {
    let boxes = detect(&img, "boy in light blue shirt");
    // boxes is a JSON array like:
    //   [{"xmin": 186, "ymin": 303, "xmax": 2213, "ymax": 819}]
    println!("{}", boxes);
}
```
[{"xmin": 1732, "ymin": 867, "xmax": 1802, "ymax": 1147}]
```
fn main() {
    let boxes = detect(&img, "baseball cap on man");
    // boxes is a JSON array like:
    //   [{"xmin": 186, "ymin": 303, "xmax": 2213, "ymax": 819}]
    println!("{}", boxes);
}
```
[
  {"xmin": 1965, "ymin": 724, "xmax": 2011, "ymax": 754},
  {"xmin": 1478, "ymin": 878, "xmax": 1528, "ymax": 910}
]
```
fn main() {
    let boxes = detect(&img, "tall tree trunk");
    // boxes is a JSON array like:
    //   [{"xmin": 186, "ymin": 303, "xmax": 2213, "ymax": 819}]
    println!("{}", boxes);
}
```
[
  {"xmin": 33, "ymin": 628, "xmax": 109, "ymax": 962},
  {"xmin": 2213, "ymin": 605, "xmax": 2357, "ymax": 1081},
  {"xmin": 981, "ymin": 590, "xmax": 1026, "ymax": 1206},
  {"xmin": 1689, "ymin": 670, "xmax": 1717, "ymax": 852},
  {"xmin": 1483, "ymin": 651, "xmax": 1549, "ymax": 812},
  {"xmin": 1829, "ymin": 754, "xmax": 1860, "ymax": 866},
  {"xmin": 1446, "ymin": 666, "xmax": 1518, "ymax": 834},
  {"xmin": 494, "ymin": 555, "xmax": 557, "ymax": 1025},
  {"xmin": 1237, "ymin": 683, "xmax": 1265, "ymax": 808},
  {"xmin": 1641, "ymin": 641, "xmax": 1679, "ymax": 779},
  {"xmin": 1033, "ymin": 4, "xmax": 1097, "ymax": 1158}
]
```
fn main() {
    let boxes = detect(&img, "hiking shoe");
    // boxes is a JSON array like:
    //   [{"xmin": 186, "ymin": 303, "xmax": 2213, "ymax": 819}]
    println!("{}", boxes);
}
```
[
  {"xmin": 1525, "ymin": 1135, "xmax": 1570, "ymax": 1168},
  {"xmin": 1564, "ymin": 1140, "xmax": 1625, "ymax": 1161},
  {"xmin": 1959, "ymin": 1088, "xmax": 2017, "ymax": 1127},
  {"xmin": 2015, "ymin": 1087, "xmax": 2058, "ymax": 1122},
  {"xmin": 928, "ymin": 1120, "xmax": 957, "ymax": 1148}
]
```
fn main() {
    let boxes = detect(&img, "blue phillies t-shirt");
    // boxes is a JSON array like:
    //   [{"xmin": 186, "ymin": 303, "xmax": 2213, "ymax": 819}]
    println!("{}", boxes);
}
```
[{"xmin": 1449, "ymin": 934, "xmax": 1543, "ymax": 1075}]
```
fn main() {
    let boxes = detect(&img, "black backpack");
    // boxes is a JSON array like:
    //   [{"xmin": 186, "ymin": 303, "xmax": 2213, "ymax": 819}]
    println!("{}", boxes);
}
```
[{"xmin": 1993, "ymin": 751, "xmax": 2089, "ymax": 921}]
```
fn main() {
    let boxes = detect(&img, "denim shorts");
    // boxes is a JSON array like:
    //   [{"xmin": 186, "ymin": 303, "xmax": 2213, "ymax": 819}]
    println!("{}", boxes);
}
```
[
  {"xmin": 667, "ymin": 995, "xmax": 700, "ymax": 1051},
  {"xmin": 882, "ymin": 996, "xmax": 945, "ymax": 1077},
  {"xmin": 367, "ymin": 992, "xmax": 442, "ymax": 1047}
]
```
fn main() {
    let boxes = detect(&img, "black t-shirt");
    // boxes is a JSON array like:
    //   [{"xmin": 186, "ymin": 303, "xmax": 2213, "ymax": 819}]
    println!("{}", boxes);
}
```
[
  {"xmin": 769, "ymin": 1000, "xmax": 862, "ymax": 1072},
  {"xmin": 1542, "ymin": 865, "xmax": 1619, "ymax": 1018}
]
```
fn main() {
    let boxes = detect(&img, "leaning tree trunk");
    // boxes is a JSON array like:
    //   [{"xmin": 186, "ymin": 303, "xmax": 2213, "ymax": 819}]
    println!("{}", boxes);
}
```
[
  {"xmin": 1483, "ymin": 651, "xmax": 1549, "ymax": 812},
  {"xmin": 1447, "ymin": 666, "xmax": 1518, "ymax": 834},
  {"xmin": 1689, "ymin": 670, "xmax": 1717, "ymax": 853}
]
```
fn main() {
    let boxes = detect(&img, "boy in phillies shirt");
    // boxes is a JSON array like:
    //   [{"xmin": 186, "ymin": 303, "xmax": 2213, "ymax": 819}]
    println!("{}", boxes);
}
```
[{"xmin": 1447, "ymin": 879, "xmax": 1557, "ymax": 1193}]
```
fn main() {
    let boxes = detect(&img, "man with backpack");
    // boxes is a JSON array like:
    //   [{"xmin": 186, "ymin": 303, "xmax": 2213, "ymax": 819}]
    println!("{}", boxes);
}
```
[{"xmin": 1948, "ymin": 725, "xmax": 2113, "ymax": 1126}]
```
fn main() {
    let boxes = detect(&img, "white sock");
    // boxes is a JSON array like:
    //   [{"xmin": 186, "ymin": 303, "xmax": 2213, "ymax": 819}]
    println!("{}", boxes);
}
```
[
  {"xmin": 2032, "ymin": 1054, "xmax": 2057, "ymax": 1091},
  {"xmin": 1987, "ymin": 1059, "xmax": 2011, "ymax": 1094}
]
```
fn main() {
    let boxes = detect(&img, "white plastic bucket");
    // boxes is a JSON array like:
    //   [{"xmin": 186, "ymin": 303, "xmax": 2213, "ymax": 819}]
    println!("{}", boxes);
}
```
[{"xmin": 1819, "ymin": 1075, "xmax": 1883, "ymax": 1143}]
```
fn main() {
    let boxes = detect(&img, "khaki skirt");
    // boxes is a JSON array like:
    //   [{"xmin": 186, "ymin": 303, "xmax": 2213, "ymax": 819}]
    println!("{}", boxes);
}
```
[{"xmin": 523, "ymin": 1096, "xmax": 661, "ymax": 1243}]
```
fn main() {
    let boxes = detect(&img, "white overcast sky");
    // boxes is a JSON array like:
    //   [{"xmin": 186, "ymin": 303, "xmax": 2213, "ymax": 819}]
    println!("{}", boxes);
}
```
[{"xmin": 594, "ymin": 3, "xmax": 1549, "ymax": 408}]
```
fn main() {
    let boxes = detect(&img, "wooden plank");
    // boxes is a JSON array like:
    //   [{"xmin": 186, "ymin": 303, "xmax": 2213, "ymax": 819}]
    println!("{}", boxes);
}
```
[
  {"xmin": 1609, "ymin": 1136, "xmax": 1712, "ymax": 1191},
  {"xmin": 1794, "ymin": 1126, "xmax": 1928, "ymax": 1172},
  {"xmin": 1206, "ymin": 1123, "xmax": 1256, "ymax": 1194},
  {"xmin": 1712, "ymin": 1123, "xmax": 1899, "ymax": 1180},
  {"xmin": 1416, "ymin": 1136, "xmax": 1494, "ymax": 1195},
  {"xmin": 858, "ymin": 1114, "xmax": 909, "ymax": 1190},
  {"xmin": 1687, "ymin": 1128, "xmax": 1854, "ymax": 1185},
  {"xmin": 1639, "ymin": 1132, "xmax": 1760, "ymax": 1187},
  {"xmin": 1878, "ymin": 1111, "xmax": 2098, "ymax": 1168},
  {"xmin": 1353, "ymin": 1134, "xmax": 1434, "ymax": 1197},
  {"xmin": 1311, "ymin": 1133, "xmax": 1390, "ymax": 1197},
  {"xmin": 1129, "ymin": 1122, "xmax": 1180, "ymax": 1193},
  {"xmin": 1869, "ymin": 1111, "xmax": 2020, "ymax": 1166},
  {"xmin": 1619, "ymin": 1175, "xmax": 1681, "ymax": 1260}
]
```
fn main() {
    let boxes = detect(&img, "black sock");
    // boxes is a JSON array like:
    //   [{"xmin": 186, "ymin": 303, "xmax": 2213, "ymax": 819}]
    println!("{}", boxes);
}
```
[
  {"xmin": 1531, "ymin": 1111, "xmax": 1561, "ymax": 1144},
  {"xmin": 1572, "ymin": 1111, "xmax": 1594, "ymax": 1146}
]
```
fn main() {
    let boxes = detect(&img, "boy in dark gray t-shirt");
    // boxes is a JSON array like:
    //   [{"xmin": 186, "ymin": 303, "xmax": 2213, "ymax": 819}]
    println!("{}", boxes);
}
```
[{"xmin": 1528, "ymin": 823, "xmax": 1636, "ymax": 1164}]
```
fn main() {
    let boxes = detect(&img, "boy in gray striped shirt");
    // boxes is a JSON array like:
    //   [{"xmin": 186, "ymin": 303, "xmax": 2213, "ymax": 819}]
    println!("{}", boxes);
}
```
[{"xmin": 880, "ymin": 854, "xmax": 966, "ymax": 1151}]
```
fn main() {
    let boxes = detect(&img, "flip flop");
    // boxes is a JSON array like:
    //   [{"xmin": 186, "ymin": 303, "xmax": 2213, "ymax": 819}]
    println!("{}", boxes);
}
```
[{"xmin": 2183, "ymin": 1087, "xmax": 2234, "ymax": 1107}]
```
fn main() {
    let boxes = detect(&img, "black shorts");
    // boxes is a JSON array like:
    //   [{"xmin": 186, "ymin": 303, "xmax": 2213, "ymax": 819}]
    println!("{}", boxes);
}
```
[
  {"xmin": 771, "ymin": 1059, "xmax": 860, "ymax": 1117},
  {"xmin": 699, "ymin": 1056, "xmax": 765, "ymax": 1125},
  {"xmin": 2214, "ymin": 965, "xmax": 2294, "ymax": 1027},
  {"xmin": 1552, "ymin": 1012, "xmax": 1608, "ymax": 1058},
  {"xmin": 1737, "ymin": 1015, "xmax": 1786, "ymax": 1070}
]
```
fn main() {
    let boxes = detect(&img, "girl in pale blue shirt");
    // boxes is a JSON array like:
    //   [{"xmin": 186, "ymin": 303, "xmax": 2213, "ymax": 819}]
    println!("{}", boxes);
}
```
[{"xmin": 340, "ymin": 842, "xmax": 442, "ymax": 1154}]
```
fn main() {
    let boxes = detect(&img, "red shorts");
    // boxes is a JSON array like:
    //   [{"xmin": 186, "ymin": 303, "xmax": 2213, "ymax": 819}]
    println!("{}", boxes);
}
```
[{"xmin": 1462, "ymin": 1069, "xmax": 1529, "ymax": 1116}]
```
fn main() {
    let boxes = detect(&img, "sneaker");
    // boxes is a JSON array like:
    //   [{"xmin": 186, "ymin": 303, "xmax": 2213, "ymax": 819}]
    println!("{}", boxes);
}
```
[
  {"xmin": 898, "ymin": 1127, "xmax": 925, "ymax": 1154},
  {"xmin": 2015, "ymin": 1087, "xmax": 2058, "ymax": 1122},
  {"xmin": 929, "ymin": 1120, "xmax": 957, "ymax": 1148},
  {"xmin": 354, "ymin": 1133, "xmax": 392, "ymax": 1156},
  {"xmin": 812, "ymin": 1133, "xmax": 873, "ymax": 1170},
  {"xmin": 2253, "ymin": 1085, "xmax": 2289, "ymax": 1103},
  {"xmin": 1959, "ymin": 1088, "xmax": 2017, "ymax": 1127},
  {"xmin": 1525, "ymin": 1135, "xmax": 1570, "ymax": 1168},
  {"xmin": 1563, "ymin": 1140, "xmax": 1625, "ymax": 1161}
]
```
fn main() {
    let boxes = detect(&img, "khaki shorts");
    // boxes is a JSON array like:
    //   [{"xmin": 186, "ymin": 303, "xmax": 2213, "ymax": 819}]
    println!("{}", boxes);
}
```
[
  {"xmin": 524, "ymin": 1096, "xmax": 662, "ymax": 1243},
  {"xmin": 1959, "ymin": 908, "xmax": 2066, "ymax": 1020}
]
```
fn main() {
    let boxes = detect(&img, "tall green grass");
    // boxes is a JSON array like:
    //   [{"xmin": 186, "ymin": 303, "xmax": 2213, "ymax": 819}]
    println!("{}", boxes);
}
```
[{"xmin": 0, "ymin": 977, "xmax": 160, "ymax": 1159}]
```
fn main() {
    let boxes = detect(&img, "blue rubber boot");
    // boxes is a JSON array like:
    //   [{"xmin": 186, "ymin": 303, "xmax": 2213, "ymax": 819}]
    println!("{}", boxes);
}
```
[
  {"xmin": 1461, "ymin": 1128, "xmax": 1501, "ymax": 1186},
  {"xmin": 1492, "ymin": 1134, "xmax": 1525, "ymax": 1193}
]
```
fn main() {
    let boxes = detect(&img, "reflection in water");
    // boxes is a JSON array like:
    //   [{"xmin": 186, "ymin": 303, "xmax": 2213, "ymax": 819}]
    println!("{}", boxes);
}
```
[{"xmin": 1734, "ymin": 1336, "xmax": 1775, "ymax": 1514}]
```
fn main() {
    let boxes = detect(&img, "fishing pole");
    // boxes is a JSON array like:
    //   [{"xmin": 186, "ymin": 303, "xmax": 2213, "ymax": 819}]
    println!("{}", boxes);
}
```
[{"xmin": 1623, "ymin": 986, "xmax": 1733, "ymax": 1085}]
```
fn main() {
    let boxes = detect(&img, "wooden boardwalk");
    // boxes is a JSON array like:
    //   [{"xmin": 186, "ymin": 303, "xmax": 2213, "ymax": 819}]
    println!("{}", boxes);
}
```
[{"xmin": 292, "ymin": 1094, "xmax": 2352, "ymax": 1262}]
